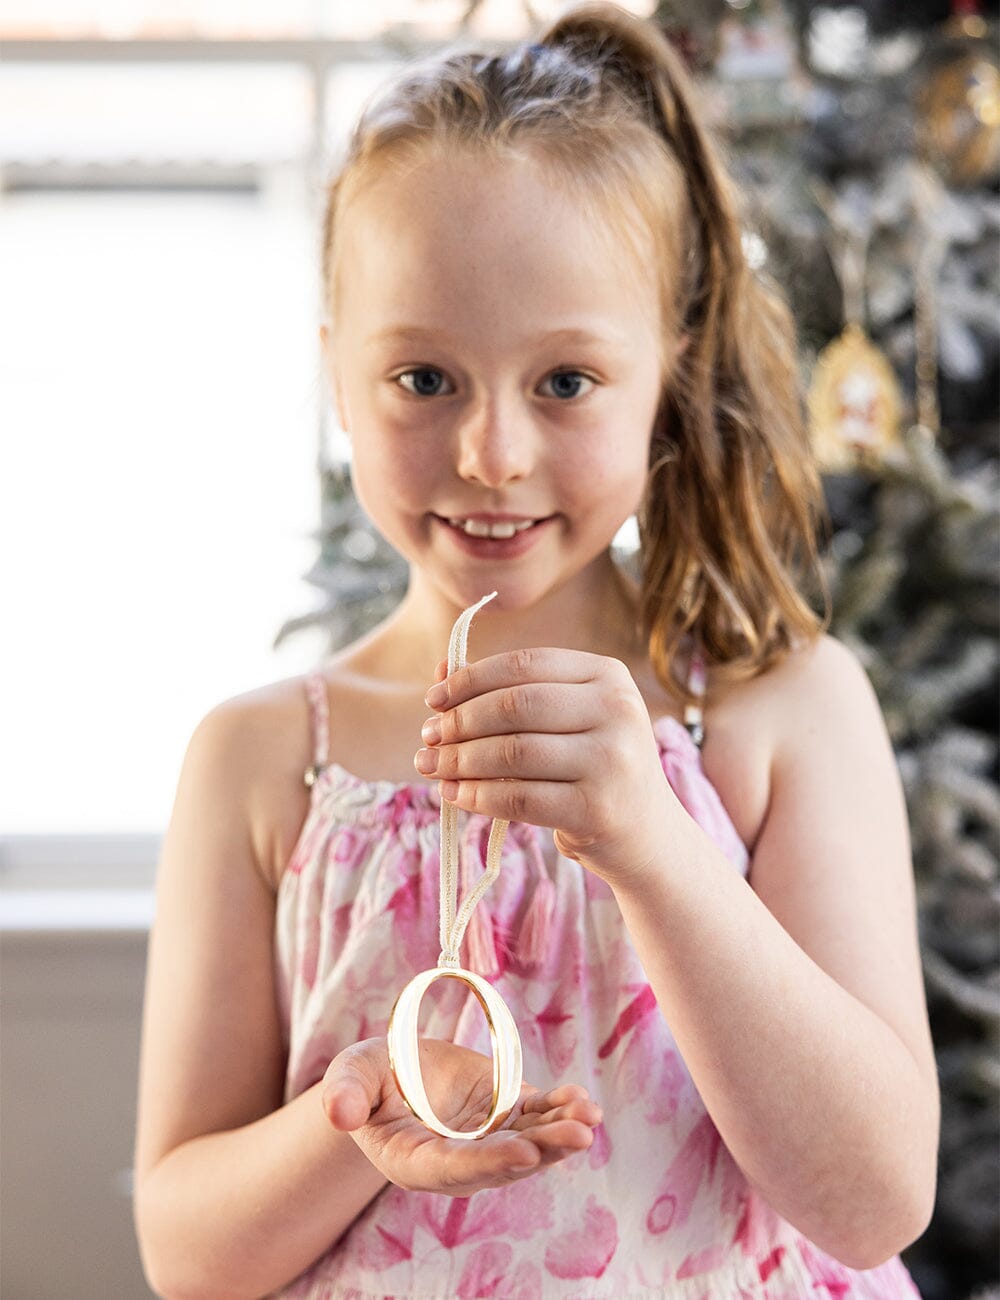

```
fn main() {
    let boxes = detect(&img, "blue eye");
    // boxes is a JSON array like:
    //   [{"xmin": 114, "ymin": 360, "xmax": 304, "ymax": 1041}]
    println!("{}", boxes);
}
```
[
  {"xmin": 543, "ymin": 371, "xmax": 593, "ymax": 400},
  {"xmin": 396, "ymin": 368, "xmax": 451, "ymax": 397}
]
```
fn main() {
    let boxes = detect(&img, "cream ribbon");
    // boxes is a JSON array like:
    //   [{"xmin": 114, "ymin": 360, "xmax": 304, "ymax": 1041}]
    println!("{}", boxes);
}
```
[{"xmin": 437, "ymin": 591, "xmax": 510, "ymax": 969}]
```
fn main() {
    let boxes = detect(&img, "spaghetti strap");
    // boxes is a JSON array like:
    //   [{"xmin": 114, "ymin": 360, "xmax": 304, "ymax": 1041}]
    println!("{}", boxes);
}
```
[
  {"xmin": 303, "ymin": 672, "xmax": 330, "ymax": 788},
  {"xmin": 684, "ymin": 644, "xmax": 706, "ymax": 749}
]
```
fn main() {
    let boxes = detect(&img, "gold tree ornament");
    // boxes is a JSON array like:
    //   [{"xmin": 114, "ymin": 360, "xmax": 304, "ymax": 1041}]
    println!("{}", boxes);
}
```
[
  {"xmin": 807, "ymin": 180, "xmax": 904, "ymax": 472},
  {"xmin": 807, "ymin": 323, "xmax": 903, "ymax": 472},
  {"xmin": 386, "ymin": 591, "xmax": 524, "ymax": 1140},
  {"xmin": 916, "ymin": 1, "xmax": 1000, "ymax": 190}
]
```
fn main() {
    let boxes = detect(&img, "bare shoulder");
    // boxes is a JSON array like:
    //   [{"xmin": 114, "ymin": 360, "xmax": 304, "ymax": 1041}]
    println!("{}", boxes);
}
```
[
  {"xmin": 714, "ymin": 633, "xmax": 883, "ymax": 743},
  {"xmin": 702, "ymin": 634, "xmax": 886, "ymax": 854},
  {"xmin": 756, "ymin": 633, "xmax": 892, "ymax": 769},
  {"xmin": 187, "ymin": 673, "xmax": 315, "ymax": 892}
]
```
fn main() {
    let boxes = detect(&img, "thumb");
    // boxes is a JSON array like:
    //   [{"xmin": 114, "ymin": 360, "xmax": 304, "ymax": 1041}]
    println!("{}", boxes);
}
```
[{"xmin": 321, "ymin": 1037, "xmax": 387, "ymax": 1131}]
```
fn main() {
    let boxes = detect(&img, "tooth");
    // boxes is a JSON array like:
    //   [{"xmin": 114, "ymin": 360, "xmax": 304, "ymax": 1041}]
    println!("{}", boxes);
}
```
[
  {"xmin": 489, "ymin": 523, "xmax": 517, "ymax": 539},
  {"xmin": 462, "ymin": 519, "xmax": 492, "ymax": 537}
]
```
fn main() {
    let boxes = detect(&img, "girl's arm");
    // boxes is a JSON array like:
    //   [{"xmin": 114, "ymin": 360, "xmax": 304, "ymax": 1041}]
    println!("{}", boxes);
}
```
[
  {"xmin": 135, "ymin": 691, "xmax": 600, "ymax": 1300},
  {"xmin": 610, "ymin": 637, "xmax": 939, "ymax": 1267},
  {"xmin": 420, "ymin": 634, "xmax": 939, "ymax": 1269},
  {"xmin": 133, "ymin": 696, "xmax": 387, "ymax": 1300}
]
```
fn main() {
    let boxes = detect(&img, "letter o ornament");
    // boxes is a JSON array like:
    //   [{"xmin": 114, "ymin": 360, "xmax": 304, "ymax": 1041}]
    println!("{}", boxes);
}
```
[{"xmin": 387, "ymin": 966, "xmax": 524, "ymax": 1140}]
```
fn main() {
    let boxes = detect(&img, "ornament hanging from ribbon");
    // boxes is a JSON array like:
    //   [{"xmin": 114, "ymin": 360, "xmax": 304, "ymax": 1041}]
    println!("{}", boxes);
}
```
[
  {"xmin": 807, "ymin": 181, "xmax": 904, "ymax": 472},
  {"xmin": 387, "ymin": 592, "xmax": 524, "ymax": 1140}
]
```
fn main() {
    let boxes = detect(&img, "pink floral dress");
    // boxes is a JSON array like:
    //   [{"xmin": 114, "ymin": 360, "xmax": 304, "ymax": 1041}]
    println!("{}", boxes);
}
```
[{"xmin": 271, "ymin": 670, "xmax": 923, "ymax": 1299}]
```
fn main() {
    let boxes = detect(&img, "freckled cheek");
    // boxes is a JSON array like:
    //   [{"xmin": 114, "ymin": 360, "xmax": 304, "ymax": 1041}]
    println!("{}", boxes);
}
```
[
  {"xmin": 350, "ymin": 435, "xmax": 445, "ymax": 529},
  {"xmin": 567, "ymin": 432, "xmax": 650, "ymax": 507}
]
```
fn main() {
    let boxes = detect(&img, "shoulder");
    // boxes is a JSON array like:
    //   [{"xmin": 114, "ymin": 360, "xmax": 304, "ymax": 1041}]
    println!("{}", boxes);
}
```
[
  {"xmin": 715, "ymin": 632, "xmax": 882, "ymax": 747},
  {"xmin": 183, "ymin": 673, "xmax": 317, "ymax": 892},
  {"xmin": 189, "ymin": 673, "xmax": 315, "ymax": 778},
  {"xmin": 702, "ymin": 634, "xmax": 887, "ymax": 853},
  {"xmin": 760, "ymin": 633, "xmax": 889, "ymax": 761}
]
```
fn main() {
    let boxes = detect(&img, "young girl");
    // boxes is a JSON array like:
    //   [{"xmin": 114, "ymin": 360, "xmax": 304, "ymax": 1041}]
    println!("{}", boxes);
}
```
[{"xmin": 134, "ymin": 4, "xmax": 939, "ymax": 1296}]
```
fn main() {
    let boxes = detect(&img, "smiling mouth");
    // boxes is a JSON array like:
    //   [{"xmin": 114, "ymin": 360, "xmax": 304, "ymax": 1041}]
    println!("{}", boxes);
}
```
[{"xmin": 438, "ymin": 516, "xmax": 548, "ymax": 540}]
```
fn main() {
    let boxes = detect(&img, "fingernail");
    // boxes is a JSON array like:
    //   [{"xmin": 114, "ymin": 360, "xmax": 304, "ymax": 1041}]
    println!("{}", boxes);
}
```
[
  {"xmin": 420, "ymin": 716, "xmax": 441, "ymax": 744},
  {"xmin": 425, "ymin": 682, "xmax": 447, "ymax": 708},
  {"xmin": 439, "ymin": 779, "xmax": 459, "ymax": 801},
  {"xmin": 414, "ymin": 748, "xmax": 438, "ymax": 774}
]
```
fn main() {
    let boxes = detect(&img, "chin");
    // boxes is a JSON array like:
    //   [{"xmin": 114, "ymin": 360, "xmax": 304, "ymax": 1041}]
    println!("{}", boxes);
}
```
[{"xmin": 442, "ymin": 569, "xmax": 595, "ymax": 621}]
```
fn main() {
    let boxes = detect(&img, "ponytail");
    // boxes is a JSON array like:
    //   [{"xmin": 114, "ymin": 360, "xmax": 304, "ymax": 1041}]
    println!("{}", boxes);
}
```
[{"xmin": 536, "ymin": 4, "xmax": 828, "ymax": 698}]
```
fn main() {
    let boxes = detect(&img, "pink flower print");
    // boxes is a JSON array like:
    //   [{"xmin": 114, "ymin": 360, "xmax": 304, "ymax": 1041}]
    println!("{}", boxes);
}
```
[
  {"xmin": 300, "ymin": 912, "xmax": 321, "ymax": 992},
  {"xmin": 418, "ymin": 1177, "xmax": 554, "ymax": 1248},
  {"xmin": 342, "ymin": 1186, "xmax": 416, "ymax": 1275},
  {"xmin": 647, "ymin": 1114, "xmax": 723, "ymax": 1235},
  {"xmin": 677, "ymin": 1244, "xmax": 727, "ymax": 1278},
  {"xmin": 340, "ymin": 954, "xmax": 398, "ymax": 1020},
  {"xmin": 331, "ymin": 826, "xmax": 366, "ymax": 868},
  {"xmin": 329, "ymin": 899, "xmax": 354, "ymax": 957},
  {"xmin": 533, "ymin": 990, "xmax": 577, "ymax": 1076},
  {"xmin": 731, "ymin": 1187, "xmax": 784, "ymax": 1258},
  {"xmin": 597, "ymin": 982, "xmax": 689, "ymax": 1117},
  {"xmin": 356, "ymin": 1220, "xmax": 415, "ymax": 1272},
  {"xmin": 286, "ymin": 812, "xmax": 327, "ymax": 874},
  {"xmin": 757, "ymin": 1245, "xmax": 786, "ymax": 1283},
  {"xmin": 507, "ymin": 932, "xmax": 582, "ymax": 1074},
  {"xmin": 797, "ymin": 1238, "xmax": 853, "ymax": 1297},
  {"xmin": 387, "ymin": 788, "xmax": 414, "ymax": 834},
  {"xmin": 506, "ymin": 1260, "xmax": 544, "ymax": 1299},
  {"xmin": 598, "ymin": 984, "xmax": 657, "ymax": 1060},
  {"xmin": 386, "ymin": 853, "xmax": 439, "ymax": 971},
  {"xmin": 543, "ymin": 1194, "xmax": 618, "ymax": 1280},
  {"xmin": 646, "ymin": 1044, "xmax": 686, "ymax": 1126},
  {"xmin": 456, "ymin": 1240, "xmax": 514, "ymax": 1297},
  {"xmin": 588, "ymin": 1120, "xmax": 612, "ymax": 1170}
]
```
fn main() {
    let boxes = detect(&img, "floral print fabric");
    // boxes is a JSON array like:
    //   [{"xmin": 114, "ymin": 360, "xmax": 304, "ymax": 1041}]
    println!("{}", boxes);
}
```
[{"xmin": 271, "ymin": 674, "xmax": 922, "ymax": 1299}]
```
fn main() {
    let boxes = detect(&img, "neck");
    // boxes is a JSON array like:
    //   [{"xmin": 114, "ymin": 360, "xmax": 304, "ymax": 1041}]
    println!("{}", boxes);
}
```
[{"xmin": 370, "ymin": 554, "xmax": 645, "ymax": 685}]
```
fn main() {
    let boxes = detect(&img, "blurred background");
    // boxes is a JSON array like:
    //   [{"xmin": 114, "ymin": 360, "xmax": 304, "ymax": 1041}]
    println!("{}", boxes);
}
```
[{"xmin": 0, "ymin": 1, "xmax": 996, "ymax": 1296}]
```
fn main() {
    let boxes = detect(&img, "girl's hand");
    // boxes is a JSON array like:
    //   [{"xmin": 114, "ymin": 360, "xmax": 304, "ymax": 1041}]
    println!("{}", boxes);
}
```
[
  {"xmin": 416, "ymin": 648, "xmax": 675, "ymax": 885},
  {"xmin": 322, "ymin": 1037, "xmax": 601, "ymax": 1196}
]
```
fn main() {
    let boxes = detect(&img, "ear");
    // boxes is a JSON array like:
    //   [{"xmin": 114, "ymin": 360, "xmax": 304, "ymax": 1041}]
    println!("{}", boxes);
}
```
[{"xmin": 319, "ymin": 323, "xmax": 350, "ymax": 433}]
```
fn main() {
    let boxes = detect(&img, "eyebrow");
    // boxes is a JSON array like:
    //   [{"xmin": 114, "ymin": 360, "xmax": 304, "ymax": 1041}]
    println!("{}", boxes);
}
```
[{"xmin": 366, "ymin": 325, "xmax": 629, "ymax": 349}]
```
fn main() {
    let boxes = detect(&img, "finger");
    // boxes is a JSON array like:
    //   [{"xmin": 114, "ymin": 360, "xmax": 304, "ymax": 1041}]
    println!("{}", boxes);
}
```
[
  {"xmin": 413, "ymin": 1132, "xmax": 543, "ymax": 1194},
  {"xmin": 321, "ymin": 1038, "xmax": 386, "ymax": 1131},
  {"xmin": 514, "ymin": 1098, "xmax": 604, "ymax": 1131},
  {"xmin": 518, "ymin": 1118, "xmax": 598, "ymax": 1159},
  {"xmin": 438, "ymin": 777, "xmax": 589, "ymax": 831},
  {"xmin": 427, "ymin": 648, "xmax": 604, "ymax": 712},
  {"xmin": 520, "ymin": 1083, "xmax": 594, "ymax": 1113},
  {"xmin": 415, "ymin": 731, "xmax": 591, "ymax": 783},
  {"xmin": 424, "ymin": 681, "xmax": 597, "ymax": 746}
]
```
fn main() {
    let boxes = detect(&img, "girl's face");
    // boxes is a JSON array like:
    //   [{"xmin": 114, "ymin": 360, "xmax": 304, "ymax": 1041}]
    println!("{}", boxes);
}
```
[{"xmin": 324, "ymin": 147, "xmax": 667, "ymax": 618}]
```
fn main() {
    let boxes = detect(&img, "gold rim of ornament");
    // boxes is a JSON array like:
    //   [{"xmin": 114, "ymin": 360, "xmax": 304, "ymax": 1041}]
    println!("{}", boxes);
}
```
[{"xmin": 387, "ymin": 965, "xmax": 524, "ymax": 1140}]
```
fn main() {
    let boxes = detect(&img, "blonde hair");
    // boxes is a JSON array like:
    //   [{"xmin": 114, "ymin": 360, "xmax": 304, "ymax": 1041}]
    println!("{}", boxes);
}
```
[{"xmin": 321, "ymin": 2, "xmax": 828, "ymax": 702}]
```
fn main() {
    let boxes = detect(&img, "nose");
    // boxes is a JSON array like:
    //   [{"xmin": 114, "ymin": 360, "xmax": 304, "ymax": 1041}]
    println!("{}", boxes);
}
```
[{"xmin": 455, "ymin": 394, "xmax": 536, "ymax": 488}]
